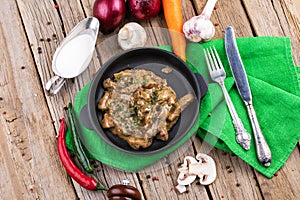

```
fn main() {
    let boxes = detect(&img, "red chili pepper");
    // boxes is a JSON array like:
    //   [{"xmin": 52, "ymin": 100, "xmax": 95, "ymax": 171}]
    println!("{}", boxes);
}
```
[{"xmin": 57, "ymin": 118, "xmax": 107, "ymax": 191}]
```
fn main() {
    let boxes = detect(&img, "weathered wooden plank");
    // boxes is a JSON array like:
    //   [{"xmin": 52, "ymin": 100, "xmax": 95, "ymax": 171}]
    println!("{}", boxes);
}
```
[
  {"xmin": 16, "ymin": 0, "xmax": 76, "ymax": 130},
  {"xmin": 0, "ymin": 0, "xmax": 77, "ymax": 199},
  {"xmin": 15, "ymin": 0, "xmax": 111, "ymax": 199},
  {"xmin": 243, "ymin": 0, "xmax": 300, "ymax": 65},
  {"xmin": 192, "ymin": 0, "xmax": 253, "ymax": 39},
  {"xmin": 256, "ymin": 148, "xmax": 300, "ymax": 200},
  {"xmin": 139, "ymin": 138, "xmax": 210, "ymax": 200},
  {"xmin": 194, "ymin": 140, "xmax": 263, "ymax": 200}
]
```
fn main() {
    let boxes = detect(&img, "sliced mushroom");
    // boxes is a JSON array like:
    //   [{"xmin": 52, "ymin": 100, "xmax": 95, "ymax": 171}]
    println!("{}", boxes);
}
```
[
  {"xmin": 177, "ymin": 172, "xmax": 196, "ymax": 187},
  {"xmin": 118, "ymin": 22, "xmax": 147, "ymax": 50},
  {"xmin": 178, "ymin": 156, "xmax": 198, "ymax": 173},
  {"xmin": 188, "ymin": 163, "xmax": 202, "ymax": 175},
  {"xmin": 178, "ymin": 166, "xmax": 188, "ymax": 174},
  {"xmin": 194, "ymin": 153, "xmax": 217, "ymax": 185},
  {"xmin": 177, "ymin": 156, "xmax": 197, "ymax": 186},
  {"xmin": 175, "ymin": 184, "xmax": 187, "ymax": 194}
]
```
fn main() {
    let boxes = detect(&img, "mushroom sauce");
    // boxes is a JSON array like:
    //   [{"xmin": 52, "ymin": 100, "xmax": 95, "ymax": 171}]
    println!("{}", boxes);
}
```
[{"xmin": 98, "ymin": 69, "xmax": 193, "ymax": 150}]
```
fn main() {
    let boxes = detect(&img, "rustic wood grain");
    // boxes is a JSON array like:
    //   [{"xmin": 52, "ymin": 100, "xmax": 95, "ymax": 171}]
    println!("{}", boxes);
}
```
[
  {"xmin": 194, "ymin": 140, "xmax": 263, "ymax": 200},
  {"xmin": 0, "ymin": 0, "xmax": 299, "ymax": 199},
  {"xmin": 243, "ymin": 0, "xmax": 300, "ymax": 65},
  {"xmin": 192, "ymin": 0, "xmax": 253, "ymax": 38},
  {"xmin": 257, "ymin": 148, "xmax": 300, "ymax": 200},
  {"xmin": 14, "ymin": 0, "xmax": 110, "ymax": 199},
  {"xmin": 138, "ymin": 139, "xmax": 210, "ymax": 200},
  {"xmin": 0, "ymin": 0, "xmax": 77, "ymax": 199},
  {"xmin": 16, "ymin": 0, "xmax": 74, "ymax": 131},
  {"xmin": 242, "ymin": 1, "xmax": 300, "ymax": 199}
]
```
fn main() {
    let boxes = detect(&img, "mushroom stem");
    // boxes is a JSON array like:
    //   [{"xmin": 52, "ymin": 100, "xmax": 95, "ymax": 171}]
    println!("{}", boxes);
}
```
[{"xmin": 119, "ymin": 27, "xmax": 132, "ymax": 40}]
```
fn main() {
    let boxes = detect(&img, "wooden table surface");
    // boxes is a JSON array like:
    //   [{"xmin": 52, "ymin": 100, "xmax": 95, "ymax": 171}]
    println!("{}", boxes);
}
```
[{"xmin": 1, "ymin": 0, "xmax": 300, "ymax": 199}]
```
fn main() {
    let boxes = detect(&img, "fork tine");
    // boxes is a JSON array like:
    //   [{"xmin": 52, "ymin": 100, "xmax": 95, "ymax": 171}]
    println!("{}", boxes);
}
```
[
  {"xmin": 204, "ymin": 48, "xmax": 215, "ymax": 72},
  {"xmin": 212, "ymin": 46, "xmax": 224, "ymax": 69},
  {"xmin": 209, "ymin": 47, "xmax": 220, "ymax": 70}
]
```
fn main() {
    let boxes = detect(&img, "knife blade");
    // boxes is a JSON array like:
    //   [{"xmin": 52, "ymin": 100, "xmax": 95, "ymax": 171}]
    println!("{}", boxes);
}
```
[{"xmin": 224, "ymin": 26, "xmax": 272, "ymax": 167}]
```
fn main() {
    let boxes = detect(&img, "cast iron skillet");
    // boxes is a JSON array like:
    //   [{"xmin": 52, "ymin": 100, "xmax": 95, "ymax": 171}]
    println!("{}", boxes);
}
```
[{"xmin": 86, "ymin": 48, "xmax": 207, "ymax": 155}]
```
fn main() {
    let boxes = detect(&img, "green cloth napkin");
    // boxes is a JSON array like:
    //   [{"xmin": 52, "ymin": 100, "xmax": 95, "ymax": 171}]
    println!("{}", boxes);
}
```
[
  {"xmin": 190, "ymin": 37, "xmax": 300, "ymax": 178},
  {"xmin": 66, "ymin": 83, "xmax": 201, "ymax": 172},
  {"xmin": 66, "ymin": 37, "xmax": 300, "ymax": 178}
]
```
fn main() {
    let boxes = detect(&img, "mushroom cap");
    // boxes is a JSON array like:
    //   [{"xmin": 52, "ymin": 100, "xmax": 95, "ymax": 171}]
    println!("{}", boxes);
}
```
[
  {"xmin": 195, "ymin": 153, "xmax": 217, "ymax": 185},
  {"xmin": 177, "ymin": 156, "xmax": 198, "ymax": 185},
  {"xmin": 196, "ymin": 153, "xmax": 214, "ymax": 164},
  {"xmin": 118, "ymin": 22, "xmax": 147, "ymax": 50},
  {"xmin": 176, "ymin": 154, "xmax": 217, "ymax": 187},
  {"xmin": 183, "ymin": 156, "xmax": 198, "ymax": 165},
  {"xmin": 177, "ymin": 172, "xmax": 197, "ymax": 186}
]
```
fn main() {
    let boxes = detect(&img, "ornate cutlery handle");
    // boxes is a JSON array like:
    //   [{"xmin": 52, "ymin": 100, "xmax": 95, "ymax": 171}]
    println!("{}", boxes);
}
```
[
  {"xmin": 246, "ymin": 104, "xmax": 272, "ymax": 167},
  {"xmin": 220, "ymin": 83, "xmax": 251, "ymax": 150}
]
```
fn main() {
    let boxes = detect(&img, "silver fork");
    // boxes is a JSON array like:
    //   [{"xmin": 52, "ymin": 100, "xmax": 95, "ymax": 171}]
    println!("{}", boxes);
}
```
[{"xmin": 204, "ymin": 46, "xmax": 251, "ymax": 150}]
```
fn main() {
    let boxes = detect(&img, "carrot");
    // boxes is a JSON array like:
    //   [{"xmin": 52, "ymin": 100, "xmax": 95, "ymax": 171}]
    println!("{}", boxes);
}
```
[{"xmin": 162, "ymin": 0, "xmax": 186, "ymax": 62}]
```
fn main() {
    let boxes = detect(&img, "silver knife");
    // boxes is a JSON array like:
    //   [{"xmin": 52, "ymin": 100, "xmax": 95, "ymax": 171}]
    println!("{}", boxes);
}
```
[{"xmin": 224, "ymin": 26, "xmax": 272, "ymax": 167}]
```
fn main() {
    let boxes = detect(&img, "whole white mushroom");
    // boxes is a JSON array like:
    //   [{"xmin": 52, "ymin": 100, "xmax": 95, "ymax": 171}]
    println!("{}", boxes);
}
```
[{"xmin": 118, "ymin": 22, "xmax": 147, "ymax": 50}]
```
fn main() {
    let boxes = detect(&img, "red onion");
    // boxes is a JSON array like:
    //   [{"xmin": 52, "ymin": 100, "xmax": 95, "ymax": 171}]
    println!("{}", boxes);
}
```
[
  {"xmin": 93, "ymin": 0, "xmax": 126, "ymax": 34},
  {"xmin": 128, "ymin": 0, "xmax": 161, "ymax": 21}
]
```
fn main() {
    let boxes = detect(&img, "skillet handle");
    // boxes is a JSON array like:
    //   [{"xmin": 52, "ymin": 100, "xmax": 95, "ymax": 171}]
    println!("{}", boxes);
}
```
[
  {"xmin": 195, "ymin": 74, "xmax": 208, "ymax": 98},
  {"xmin": 79, "ymin": 105, "xmax": 94, "ymax": 130}
]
